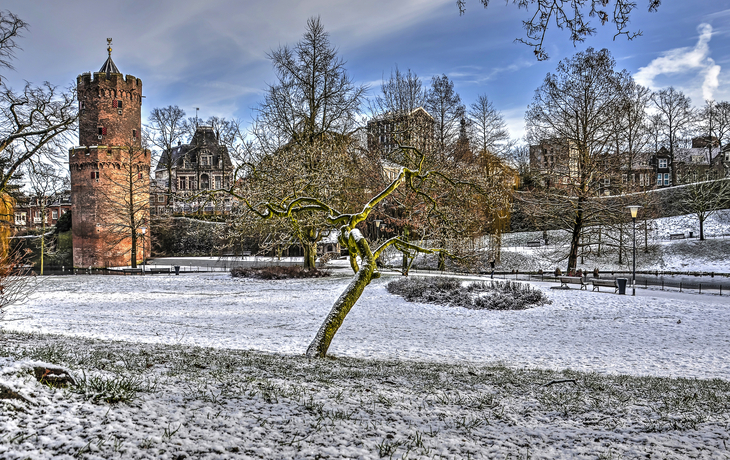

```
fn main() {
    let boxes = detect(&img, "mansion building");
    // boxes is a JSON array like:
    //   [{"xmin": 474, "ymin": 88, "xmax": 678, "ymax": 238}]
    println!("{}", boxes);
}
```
[{"xmin": 153, "ymin": 125, "xmax": 235, "ymax": 214}]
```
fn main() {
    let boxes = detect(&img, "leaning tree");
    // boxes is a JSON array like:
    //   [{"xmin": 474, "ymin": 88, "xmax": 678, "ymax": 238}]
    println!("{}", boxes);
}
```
[{"xmin": 225, "ymin": 139, "xmax": 507, "ymax": 358}]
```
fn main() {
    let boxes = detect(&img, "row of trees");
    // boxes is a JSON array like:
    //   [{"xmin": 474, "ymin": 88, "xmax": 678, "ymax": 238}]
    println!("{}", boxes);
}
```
[{"xmin": 521, "ymin": 47, "xmax": 730, "ymax": 273}]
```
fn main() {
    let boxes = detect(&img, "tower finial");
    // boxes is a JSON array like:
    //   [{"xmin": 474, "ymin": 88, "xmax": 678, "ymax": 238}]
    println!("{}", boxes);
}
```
[{"xmin": 107, "ymin": 38, "xmax": 113, "ymax": 57}]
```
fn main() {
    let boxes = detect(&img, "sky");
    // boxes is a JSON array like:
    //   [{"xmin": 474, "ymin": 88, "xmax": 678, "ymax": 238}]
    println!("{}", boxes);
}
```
[{"xmin": 3, "ymin": 1, "xmax": 730, "ymax": 148}]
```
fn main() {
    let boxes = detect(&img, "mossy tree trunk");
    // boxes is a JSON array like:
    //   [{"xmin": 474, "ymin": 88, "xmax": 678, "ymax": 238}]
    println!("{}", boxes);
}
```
[{"xmin": 306, "ymin": 230, "xmax": 378, "ymax": 358}]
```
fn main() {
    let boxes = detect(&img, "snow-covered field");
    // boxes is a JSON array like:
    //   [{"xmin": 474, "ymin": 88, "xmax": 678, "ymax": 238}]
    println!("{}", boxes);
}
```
[
  {"xmin": 4, "ymin": 273, "xmax": 730, "ymax": 379},
  {"xmin": 2, "ymin": 255, "xmax": 730, "ymax": 458}
]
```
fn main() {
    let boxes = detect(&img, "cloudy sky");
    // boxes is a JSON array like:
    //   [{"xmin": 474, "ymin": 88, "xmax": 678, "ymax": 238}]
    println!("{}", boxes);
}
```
[{"xmin": 3, "ymin": 1, "xmax": 730, "ymax": 144}]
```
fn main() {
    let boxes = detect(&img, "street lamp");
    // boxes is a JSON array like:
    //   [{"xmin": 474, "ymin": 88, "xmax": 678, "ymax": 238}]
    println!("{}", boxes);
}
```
[
  {"xmin": 626, "ymin": 205, "xmax": 642, "ymax": 296},
  {"xmin": 140, "ymin": 227, "xmax": 147, "ymax": 271}
]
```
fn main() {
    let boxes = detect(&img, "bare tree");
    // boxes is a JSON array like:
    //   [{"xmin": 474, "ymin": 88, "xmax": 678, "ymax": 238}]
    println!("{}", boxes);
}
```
[
  {"xmin": 0, "ymin": 10, "xmax": 27, "ymax": 82},
  {"xmin": 425, "ymin": 74, "xmax": 465, "ymax": 160},
  {"xmin": 0, "ymin": 245, "xmax": 34, "ymax": 320},
  {"xmin": 652, "ymin": 87, "xmax": 695, "ymax": 185},
  {"xmin": 468, "ymin": 94, "xmax": 510, "ymax": 158},
  {"xmin": 250, "ymin": 16, "xmax": 367, "ymax": 269},
  {"xmin": 24, "ymin": 160, "xmax": 65, "ymax": 274},
  {"xmin": 370, "ymin": 66, "xmax": 426, "ymax": 117},
  {"xmin": 98, "ymin": 144, "xmax": 150, "ymax": 268},
  {"xmin": 617, "ymin": 78, "xmax": 652, "ymax": 183},
  {"xmin": 678, "ymin": 179, "xmax": 730, "ymax": 241},
  {"xmin": 699, "ymin": 100, "xmax": 730, "ymax": 163},
  {"xmin": 457, "ymin": 0, "xmax": 662, "ymax": 60},
  {"xmin": 525, "ymin": 48, "xmax": 629, "ymax": 272},
  {"xmin": 0, "ymin": 10, "xmax": 77, "ymax": 195},
  {"xmin": 146, "ymin": 105, "xmax": 187, "ymax": 209}
]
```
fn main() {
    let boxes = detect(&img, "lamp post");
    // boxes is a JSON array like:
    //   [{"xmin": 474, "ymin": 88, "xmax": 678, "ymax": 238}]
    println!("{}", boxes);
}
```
[
  {"xmin": 374, "ymin": 219, "xmax": 382, "ymax": 241},
  {"xmin": 140, "ymin": 227, "xmax": 147, "ymax": 271},
  {"xmin": 626, "ymin": 205, "xmax": 642, "ymax": 296}
]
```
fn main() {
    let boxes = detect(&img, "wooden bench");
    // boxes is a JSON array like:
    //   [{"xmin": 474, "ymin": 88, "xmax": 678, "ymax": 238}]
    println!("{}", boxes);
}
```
[
  {"xmin": 122, "ymin": 268, "xmax": 143, "ymax": 275},
  {"xmin": 591, "ymin": 278, "xmax": 617, "ymax": 293},
  {"xmin": 669, "ymin": 233, "xmax": 686, "ymax": 240},
  {"xmin": 559, "ymin": 276, "xmax": 587, "ymax": 290},
  {"xmin": 527, "ymin": 240, "xmax": 542, "ymax": 247}
]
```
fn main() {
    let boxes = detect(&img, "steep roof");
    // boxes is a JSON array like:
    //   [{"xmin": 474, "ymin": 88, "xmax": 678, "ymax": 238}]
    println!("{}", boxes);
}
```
[{"xmin": 99, "ymin": 56, "xmax": 120, "ymax": 75}]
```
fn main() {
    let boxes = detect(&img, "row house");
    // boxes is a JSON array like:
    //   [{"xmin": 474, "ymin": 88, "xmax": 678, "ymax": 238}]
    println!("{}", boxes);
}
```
[{"xmin": 13, "ymin": 192, "xmax": 72, "ymax": 231}]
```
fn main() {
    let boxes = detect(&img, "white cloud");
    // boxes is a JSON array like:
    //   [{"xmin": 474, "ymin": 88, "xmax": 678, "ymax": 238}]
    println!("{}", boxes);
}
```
[{"xmin": 635, "ymin": 23, "xmax": 722, "ymax": 101}]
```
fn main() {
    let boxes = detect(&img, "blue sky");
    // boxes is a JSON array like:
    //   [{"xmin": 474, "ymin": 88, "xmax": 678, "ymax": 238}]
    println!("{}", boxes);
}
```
[{"xmin": 4, "ymin": 1, "xmax": 730, "ymax": 144}]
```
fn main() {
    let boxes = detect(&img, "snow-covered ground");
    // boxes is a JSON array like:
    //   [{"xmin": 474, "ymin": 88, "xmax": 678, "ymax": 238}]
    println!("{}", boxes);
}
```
[
  {"xmin": 4, "ymin": 272, "xmax": 729, "ymax": 380},
  {"xmin": 2, "ymin": 271, "xmax": 730, "ymax": 458},
  {"xmin": 496, "ymin": 210, "xmax": 730, "ymax": 273}
]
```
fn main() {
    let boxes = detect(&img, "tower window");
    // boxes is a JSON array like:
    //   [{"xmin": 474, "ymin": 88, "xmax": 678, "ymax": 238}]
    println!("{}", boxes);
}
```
[
  {"xmin": 132, "ymin": 129, "xmax": 137, "ymax": 138},
  {"xmin": 113, "ymin": 100, "xmax": 123, "ymax": 109},
  {"xmin": 90, "ymin": 171, "xmax": 99, "ymax": 180}
]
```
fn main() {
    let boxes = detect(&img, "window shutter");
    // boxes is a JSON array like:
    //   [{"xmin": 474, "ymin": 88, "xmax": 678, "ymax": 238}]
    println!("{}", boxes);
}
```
[
  {"xmin": 112, "ymin": 100, "xmax": 118, "ymax": 108},
  {"xmin": 102, "ymin": 127, "xmax": 107, "ymax": 135}
]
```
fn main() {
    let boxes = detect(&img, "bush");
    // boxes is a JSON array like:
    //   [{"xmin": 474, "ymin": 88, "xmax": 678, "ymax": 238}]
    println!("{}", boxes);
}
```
[
  {"xmin": 230, "ymin": 265, "xmax": 329, "ymax": 280},
  {"xmin": 387, "ymin": 277, "xmax": 551, "ymax": 310}
]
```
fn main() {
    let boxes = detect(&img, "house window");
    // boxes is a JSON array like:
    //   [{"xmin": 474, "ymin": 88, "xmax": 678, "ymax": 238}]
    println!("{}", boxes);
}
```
[
  {"xmin": 215, "ymin": 176, "xmax": 222, "ymax": 189},
  {"xmin": 157, "ymin": 194, "xmax": 165, "ymax": 202},
  {"xmin": 664, "ymin": 173, "xmax": 670, "ymax": 186},
  {"xmin": 603, "ymin": 177, "xmax": 610, "ymax": 186},
  {"xmin": 658, "ymin": 158, "xmax": 668, "ymax": 169},
  {"xmin": 15, "ymin": 212, "xmax": 26, "ymax": 225},
  {"xmin": 657, "ymin": 173, "xmax": 662, "ymax": 186},
  {"xmin": 52, "ymin": 210, "xmax": 58, "ymax": 220},
  {"xmin": 158, "ymin": 206, "xmax": 165, "ymax": 214}
]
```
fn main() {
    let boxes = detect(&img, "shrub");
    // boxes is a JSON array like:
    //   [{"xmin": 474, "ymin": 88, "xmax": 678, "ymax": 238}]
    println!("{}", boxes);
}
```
[
  {"xmin": 387, "ymin": 277, "xmax": 551, "ymax": 311},
  {"xmin": 230, "ymin": 265, "xmax": 329, "ymax": 280}
]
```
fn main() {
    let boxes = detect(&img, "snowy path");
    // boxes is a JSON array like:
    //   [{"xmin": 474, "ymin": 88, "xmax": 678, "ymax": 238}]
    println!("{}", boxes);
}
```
[{"xmin": 6, "ymin": 273, "xmax": 730, "ymax": 380}]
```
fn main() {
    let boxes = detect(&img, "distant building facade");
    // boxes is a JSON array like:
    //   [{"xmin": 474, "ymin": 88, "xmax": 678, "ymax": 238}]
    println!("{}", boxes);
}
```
[
  {"xmin": 367, "ymin": 107, "xmax": 435, "ymax": 158},
  {"xmin": 153, "ymin": 125, "xmax": 235, "ymax": 214}
]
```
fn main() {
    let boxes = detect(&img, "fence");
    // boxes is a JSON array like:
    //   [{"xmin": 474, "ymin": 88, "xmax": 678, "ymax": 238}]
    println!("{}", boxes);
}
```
[{"xmin": 402, "ymin": 266, "xmax": 729, "ymax": 296}]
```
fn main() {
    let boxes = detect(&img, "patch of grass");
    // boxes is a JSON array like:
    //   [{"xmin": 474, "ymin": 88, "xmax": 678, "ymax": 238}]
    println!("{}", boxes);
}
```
[
  {"xmin": 230, "ymin": 265, "xmax": 329, "ymax": 279},
  {"xmin": 70, "ymin": 371, "xmax": 156, "ymax": 404},
  {"xmin": 386, "ymin": 277, "xmax": 551, "ymax": 310}
]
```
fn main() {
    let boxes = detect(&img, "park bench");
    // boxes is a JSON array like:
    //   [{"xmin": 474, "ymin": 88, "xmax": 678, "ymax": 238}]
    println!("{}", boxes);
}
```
[
  {"xmin": 147, "ymin": 267, "xmax": 170, "ymax": 274},
  {"xmin": 591, "ymin": 278, "xmax": 617, "ymax": 293},
  {"xmin": 559, "ymin": 276, "xmax": 587, "ymax": 290},
  {"xmin": 526, "ymin": 240, "xmax": 542, "ymax": 247},
  {"xmin": 122, "ymin": 268, "xmax": 143, "ymax": 275},
  {"xmin": 669, "ymin": 233, "xmax": 686, "ymax": 240}
]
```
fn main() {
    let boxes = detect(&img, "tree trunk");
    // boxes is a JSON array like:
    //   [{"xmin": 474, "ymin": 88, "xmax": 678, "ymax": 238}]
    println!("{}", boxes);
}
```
[
  {"xmin": 567, "ymin": 205, "xmax": 583, "ymax": 274},
  {"xmin": 618, "ymin": 226, "xmax": 623, "ymax": 265},
  {"xmin": 699, "ymin": 216, "xmax": 705, "ymax": 240},
  {"xmin": 306, "ymin": 232, "xmax": 376, "ymax": 358},
  {"xmin": 438, "ymin": 250, "xmax": 446, "ymax": 271},
  {"xmin": 303, "ymin": 241, "xmax": 317, "ymax": 269}
]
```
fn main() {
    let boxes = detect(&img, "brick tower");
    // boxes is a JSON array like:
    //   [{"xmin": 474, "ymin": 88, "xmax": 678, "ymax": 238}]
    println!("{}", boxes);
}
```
[{"xmin": 69, "ymin": 39, "xmax": 150, "ymax": 268}]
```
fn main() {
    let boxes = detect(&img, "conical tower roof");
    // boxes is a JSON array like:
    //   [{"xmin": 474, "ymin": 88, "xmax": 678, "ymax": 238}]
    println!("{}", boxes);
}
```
[
  {"xmin": 99, "ymin": 56, "xmax": 119, "ymax": 74},
  {"xmin": 99, "ymin": 38, "xmax": 120, "ymax": 76}
]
